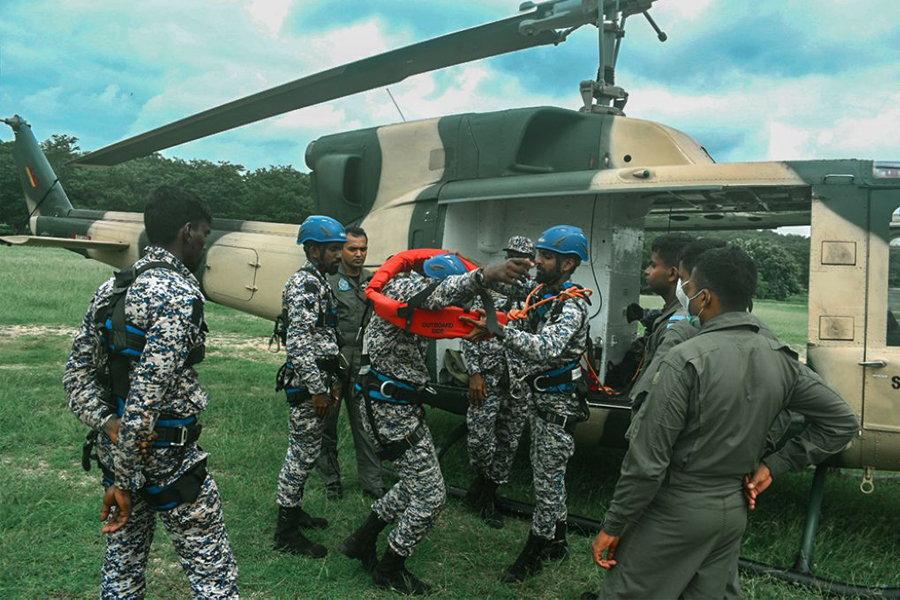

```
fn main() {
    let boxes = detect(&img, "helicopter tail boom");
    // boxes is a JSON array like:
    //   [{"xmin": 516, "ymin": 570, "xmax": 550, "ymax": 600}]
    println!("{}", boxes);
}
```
[{"xmin": 4, "ymin": 115, "xmax": 73, "ymax": 223}]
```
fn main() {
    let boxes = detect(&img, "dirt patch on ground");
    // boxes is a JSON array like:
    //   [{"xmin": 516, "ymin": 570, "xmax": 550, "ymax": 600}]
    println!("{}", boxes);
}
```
[
  {"xmin": 1, "ymin": 456, "xmax": 95, "ymax": 489},
  {"xmin": 0, "ymin": 325, "xmax": 77, "ymax": 338}
]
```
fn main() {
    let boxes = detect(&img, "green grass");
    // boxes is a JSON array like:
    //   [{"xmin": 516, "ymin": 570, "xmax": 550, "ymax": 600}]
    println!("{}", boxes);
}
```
[{"xmin": 2, "ymin": 247, "xmax": 898, "ymax": 598}]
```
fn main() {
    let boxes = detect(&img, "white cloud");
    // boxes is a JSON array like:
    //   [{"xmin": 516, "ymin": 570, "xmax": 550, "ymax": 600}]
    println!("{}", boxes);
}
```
[
  {"xmin": 2, "ymin": 0, "xmax": 899, "ymax": 172},
  {"xmin": 245, "ymin": 0, "xmax": 293, "ymax": 36}
]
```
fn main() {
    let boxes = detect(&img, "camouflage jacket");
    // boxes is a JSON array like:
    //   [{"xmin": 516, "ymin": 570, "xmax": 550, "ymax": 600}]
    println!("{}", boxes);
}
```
[
  {"xmin": 460, "ymin": 284, "xmax": 528, "ymax": 377},
  {"xmin": 366, "ymin": 269, "xmax": 483, "ymax": 386},
  {"xmin": 363, "ymin": 269, "xmax": 483, "ymax": 440},
  {"xmin": 501, "ymin": 280, "xmax": 590, "ymax": 417},
  {"xmin": 63, "ymin": 246, "xmax": 209, "ymax": 492},
  {"xmin": 281, "ymin": 262, "xmax": 341, "ymax": 395}
]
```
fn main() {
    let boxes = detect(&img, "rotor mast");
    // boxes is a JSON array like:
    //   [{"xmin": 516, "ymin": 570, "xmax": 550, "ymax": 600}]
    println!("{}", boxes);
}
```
[{"xmin": 519, "ymin": 0, "xmax": 665, "ymax": 115}]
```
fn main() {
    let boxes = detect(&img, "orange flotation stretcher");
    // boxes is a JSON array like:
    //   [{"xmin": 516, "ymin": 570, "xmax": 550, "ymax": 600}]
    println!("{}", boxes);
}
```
[{"xmin": 365, "ymin": 248, "xmax": 509, "ymax": 339}]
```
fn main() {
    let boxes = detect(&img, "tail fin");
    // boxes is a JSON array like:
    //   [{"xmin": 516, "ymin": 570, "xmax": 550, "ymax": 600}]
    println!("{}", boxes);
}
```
[{"xmin": 3, "ymin": 115, "xmax": 73, "ymax": 220}]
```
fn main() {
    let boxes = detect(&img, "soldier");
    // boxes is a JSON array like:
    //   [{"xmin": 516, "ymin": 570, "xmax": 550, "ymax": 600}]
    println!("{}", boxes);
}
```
[
  {"xmin": 629, "ymin": 238, "xmax": 727, "ymax": 409},
  {"xmin": 273, "ymin": 215, "xmax": 346, "ymax": 558},
  {"xmin": 590, "ymin": 246, "xmax": 859, "ymax": 599},
  {"xmin": 632, "ymin": 233, "xmax": 695, "ymax": 393},
  {"xmin": 463, "ymin": 225, "xmax": 592, "ymax": 583},
  {"xmin": 64, "ymin": 186, "xmax": 239, "ymax": 598},
  {"xmin": 316, "ymin": 225, "xmax": 385, "ymax": 500},
  {"xmin": 340, "ymin": 252, "xmax": 531, "ymax": 595},
  {"xmin": 461, "ymin": 235, "xmax": 535, "ymax": 529}
]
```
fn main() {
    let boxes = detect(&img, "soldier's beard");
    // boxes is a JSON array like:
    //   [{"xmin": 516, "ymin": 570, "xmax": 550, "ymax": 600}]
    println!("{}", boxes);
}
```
[
  {"xmin": 536, "ymin": 263, "xmax": 563, "ymax": 285},
  {"xmin": 321, "ymin": 259, "xmax": 340, "ymax": 275}
]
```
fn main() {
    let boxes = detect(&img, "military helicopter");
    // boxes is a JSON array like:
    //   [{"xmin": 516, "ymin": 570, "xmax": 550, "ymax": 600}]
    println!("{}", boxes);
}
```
[{"xmin": 4, "ymin": 0, "xmax": 900, "ymax": 593}]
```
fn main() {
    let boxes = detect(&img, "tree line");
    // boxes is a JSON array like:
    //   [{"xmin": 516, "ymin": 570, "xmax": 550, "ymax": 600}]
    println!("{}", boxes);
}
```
[
  {"xmin": 2, "ymin": 134, "xmax": 819, "ymax": 300},
  {"xmin": 0, "ymin": 135, "xmax": 315, "ymax": 234}
]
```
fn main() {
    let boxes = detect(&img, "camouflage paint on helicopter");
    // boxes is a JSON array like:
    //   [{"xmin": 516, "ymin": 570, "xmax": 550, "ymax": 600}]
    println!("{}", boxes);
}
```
[
  {"xmin": 4, "ymin": 0, "xmax": 900, "ymax": 477},
  {"xmin": 10, "ymin": 110, "xmax": 900, "ymax": 477}
]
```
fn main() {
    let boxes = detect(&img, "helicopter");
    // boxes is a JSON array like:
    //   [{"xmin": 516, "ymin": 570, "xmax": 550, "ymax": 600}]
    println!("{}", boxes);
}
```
[{"xmin": 3, "ymin": 0, "xmax": 900, "ymax": 593}]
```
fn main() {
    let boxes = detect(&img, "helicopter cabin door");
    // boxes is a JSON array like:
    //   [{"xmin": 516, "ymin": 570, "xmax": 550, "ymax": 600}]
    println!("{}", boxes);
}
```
[
  {"xmin": 203, "ymin": 245, "xmax": 260, "ymax": 305},
  {"xmin": 862, "ymin": 187, "xmax": 900, "ymax": 436},
  {"xmin": 805, "ymin": 174, "xmax": 868, "ymax": 444}
]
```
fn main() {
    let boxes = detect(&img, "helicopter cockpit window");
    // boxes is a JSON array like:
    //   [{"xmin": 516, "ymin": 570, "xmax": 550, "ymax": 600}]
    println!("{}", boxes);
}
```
[{"xmin": 888, "ymin": 211, "xmax": 900, "ymax": 346}]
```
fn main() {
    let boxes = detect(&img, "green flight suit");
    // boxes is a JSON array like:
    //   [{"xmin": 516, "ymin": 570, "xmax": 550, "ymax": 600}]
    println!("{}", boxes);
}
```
[
  {"xmin": 315, "ymin": 262, "xmax": 384, "ymax": 495},
  {"xmin": 627, "ymin": 297, "xmax": 679, "ymax": 400},
  {"xmin": 644, "ymin": 298, "xmax": 680, "ymax": 369},
  {"xmin": 600, "ymin": 311, "xmax": 859, "ymax": 600}
]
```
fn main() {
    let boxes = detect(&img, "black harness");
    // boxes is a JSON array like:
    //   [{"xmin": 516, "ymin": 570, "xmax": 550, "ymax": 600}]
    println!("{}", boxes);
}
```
[
  {"xmin": 81, "ymin": 260, "xmax": 208, "ymax": 510},
  {"xmin": 274, "ymin": 265, "xmax": 344, "ymax": 403},
  {"xmin": 356, "ymin": 367, "xmax": 430, "ymax": 461},
  {"xmin": 522, "ymin": 284, "xmax": 592, "ymax": 434}
]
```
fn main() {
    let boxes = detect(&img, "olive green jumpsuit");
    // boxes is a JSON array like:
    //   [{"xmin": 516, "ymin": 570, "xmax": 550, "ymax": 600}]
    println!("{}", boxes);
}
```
[{"xmin": 600, "ymin": 312, "xmax": 859, "ymax": 599}]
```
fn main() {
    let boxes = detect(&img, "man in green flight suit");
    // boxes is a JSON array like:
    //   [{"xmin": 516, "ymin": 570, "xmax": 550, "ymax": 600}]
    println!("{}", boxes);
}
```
[
  {"xmin": 316, "ymin": 226, "xmax": 385, "ymax": 499},
  {"xmin": 590, "ymin": 246, "xmax": 859, "ymax": 599},
  {"xmin": 636, "ymin": 233, "xmax": 695, "ymax": 384}
]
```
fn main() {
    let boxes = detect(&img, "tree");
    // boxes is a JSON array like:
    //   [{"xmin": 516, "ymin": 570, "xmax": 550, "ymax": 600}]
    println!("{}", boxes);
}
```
[
  {"xmin": 731, "ymin": 238, "xmax": 803, "ymax": 301},
  {"xmin": 0, "ymin": 132, "xmax": 315, "ymax": 230}
]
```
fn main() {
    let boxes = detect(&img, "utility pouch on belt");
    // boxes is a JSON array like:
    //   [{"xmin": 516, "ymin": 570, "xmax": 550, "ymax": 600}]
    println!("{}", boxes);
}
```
[
  {"xmin": 278, "ymin": 356, "xmax": 343, "ymax": 405},
  {"xmin": 138, "ymin": 458, "xmax": 208, "ymax": 511}
]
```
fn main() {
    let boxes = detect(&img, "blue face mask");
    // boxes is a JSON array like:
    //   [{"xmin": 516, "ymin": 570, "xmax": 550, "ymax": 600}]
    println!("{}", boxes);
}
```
[{"xmin": 687, "ymin": 288, "xmax": 708, "ymax": 325}]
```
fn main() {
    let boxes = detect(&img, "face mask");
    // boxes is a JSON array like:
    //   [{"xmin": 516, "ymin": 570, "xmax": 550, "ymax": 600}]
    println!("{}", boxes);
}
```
[
  {"xmin": 676, "ymin": 278, "xmax": 690, "ymax": 313},
  {"xmin": 687, "ymin": 288, "xmax": 708, "ymax": 322}
]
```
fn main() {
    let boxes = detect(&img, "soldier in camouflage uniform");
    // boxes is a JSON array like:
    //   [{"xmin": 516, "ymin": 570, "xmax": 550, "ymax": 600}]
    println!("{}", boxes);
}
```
[
  {"xmin": 64, "ymin": 186, "xmax": 239, "ymax": 599},
  {"xmin": 273, "ymin": 215, "xmax": 347, "ymax": 558},
  {"xmin": 590, "ymin": 247, "xmax": 859, "ymax": 599},
  {"xmin": 340, "ymin": 252, "xmax": 531, "ymax": 595},
  {"xmin": 464, "ymin": 225, "xmax": 592, "ymax": 584},
  {"xmin": 461, "ymin": 235, "xmax": 535, "ymax": 529}
]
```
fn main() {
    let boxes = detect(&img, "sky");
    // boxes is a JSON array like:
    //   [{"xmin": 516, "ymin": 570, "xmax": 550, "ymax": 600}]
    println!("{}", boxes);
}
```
[{"xmin": 1, "ymin": 0, "xmax": 898, "ymax": 174}]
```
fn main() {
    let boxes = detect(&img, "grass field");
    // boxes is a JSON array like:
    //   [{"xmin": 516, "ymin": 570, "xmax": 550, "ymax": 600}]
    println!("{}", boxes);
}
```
[{"xmin": 1, "ymin": 247, "xmax": 898, "ymax": 599}]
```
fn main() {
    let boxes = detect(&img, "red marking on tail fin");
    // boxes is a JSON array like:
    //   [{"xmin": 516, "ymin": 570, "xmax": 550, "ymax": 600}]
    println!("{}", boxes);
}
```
[{"xmin": 26, "ymin": 166, "xmax": 38, "ymax": 188}]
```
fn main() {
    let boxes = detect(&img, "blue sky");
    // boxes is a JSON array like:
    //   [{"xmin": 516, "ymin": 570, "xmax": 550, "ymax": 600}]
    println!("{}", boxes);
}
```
[{"xmin": 1, "ymin": 0, "xmax": 898, "ymax": 172}]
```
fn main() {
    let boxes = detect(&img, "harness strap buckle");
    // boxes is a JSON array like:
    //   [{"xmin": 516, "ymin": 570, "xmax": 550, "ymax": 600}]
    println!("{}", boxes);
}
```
[
  {"xmin": 532, "ymin": 374, "xmax": 552, "ymax": 393},
  {"xmin": 379, "ymin": 380, "xmax": 398, "ymax": 399}
]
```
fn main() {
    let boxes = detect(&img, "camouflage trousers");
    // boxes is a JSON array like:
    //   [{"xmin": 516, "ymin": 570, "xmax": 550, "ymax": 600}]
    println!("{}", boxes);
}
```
[
  {"xmin": 101, "ymin": 475, "xmax": 239, "ymax": 599},
  {"xmin": 529, "ymin": 413, "xmax": 575, "ymax": 540},
  {"xmin": 365, "ymin": 413, "xmax": 446, "ymax": 558},
  {"xmin": 277, "ymin": 399, "xmax": 324, "ymax": 507},
  {"xmin": 466, "ymin": 371, "xmax": 528, "ymax": 486}
]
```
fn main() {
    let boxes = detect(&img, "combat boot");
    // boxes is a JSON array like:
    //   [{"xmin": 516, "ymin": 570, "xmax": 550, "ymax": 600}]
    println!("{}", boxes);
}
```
[
  {"xmin": 372, "ymin": 547, "xmax": 431, "ymax": 595},
  {"xmin": 463, "ymin": 473, "xmax": 486, "ymax": 511},
  {"xmin": 479, "ymin": 478, "xmax": 504, "ymax": 529},
  {"xmin": 297, "ymin": 507, "xmax": 328, "ymax": 529},
  {"xmin": 543, "ymin": 520, "xmax": 568, "ymax": 560},
  {"xmin": 274, "ymin": 506, "xmax": 327, "ymax": 558},
  {"xmin": 500, "ymin": 532, "xmax": 551, "ymax": 583},
  {"xmin": 340, "ymin": 511, "xmax": 389, "ymax": 571}
]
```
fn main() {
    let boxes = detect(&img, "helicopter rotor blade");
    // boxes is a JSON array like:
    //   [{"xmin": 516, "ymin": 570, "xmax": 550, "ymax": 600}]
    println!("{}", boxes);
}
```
[{"xmin": 72, "ymin": 10, "xmax": 572, "ymax": 167}]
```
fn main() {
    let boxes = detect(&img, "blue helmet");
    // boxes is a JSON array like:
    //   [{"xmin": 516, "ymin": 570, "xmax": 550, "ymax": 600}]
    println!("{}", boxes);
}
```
[
  {"xmin": 297, "ymin": 215, "xmax": 347, "ymax": 245},
  {"xmin": 535, "ymin": 225, "xmax": 589, "ymax": 261},
  {"xmin": 423, "ymin": 253, "xmax": 468, "ymax": 280}
]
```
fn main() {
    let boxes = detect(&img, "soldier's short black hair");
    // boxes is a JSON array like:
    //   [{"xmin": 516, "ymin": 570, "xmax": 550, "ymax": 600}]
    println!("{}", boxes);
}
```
[
  {"xmin": 651, "ymin": 233, "xmax": 696, "ymax": 269},
  {"xmin": 345, "ymin": 226, "xmax": 367, "ymax": 240},
  {"xmin": 693, "ymin": 246, "xmax": 757, "ymax": 311},
  {"xmin": 144, "ymin": 186, "xmax": 212, "ymax": 245},
  {"xmin": 679, "ymin": 238, "xmax": 727, "ymax": 275}
]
